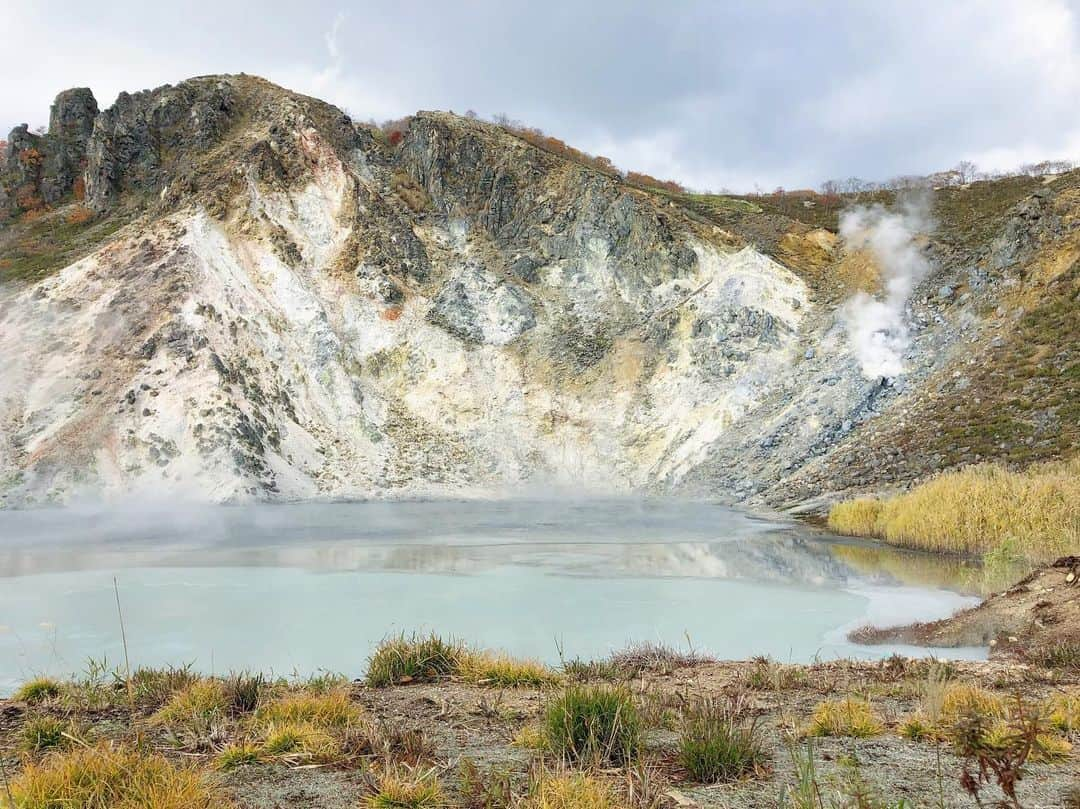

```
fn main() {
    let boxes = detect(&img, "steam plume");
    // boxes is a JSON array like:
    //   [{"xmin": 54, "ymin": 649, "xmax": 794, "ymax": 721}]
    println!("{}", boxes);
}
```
[{"xmin": 839, "ymin": 194, "xmax": 933, "ymax": 378}]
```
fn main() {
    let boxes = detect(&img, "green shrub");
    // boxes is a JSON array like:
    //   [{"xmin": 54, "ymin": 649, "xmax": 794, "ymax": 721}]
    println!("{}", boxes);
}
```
[
  {"xmin": 542, "ymin": 685, "xmax": 640, "ymax": 765},
  {"xmin": 679, "ymin": 699, "xmax": 767, "ymax": 782}
]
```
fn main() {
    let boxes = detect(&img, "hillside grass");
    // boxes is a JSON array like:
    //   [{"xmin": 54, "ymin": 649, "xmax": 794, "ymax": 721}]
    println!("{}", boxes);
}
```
[{"xmin": 828, "ymin": 458, "xmax": 1079, "ymax": 562}]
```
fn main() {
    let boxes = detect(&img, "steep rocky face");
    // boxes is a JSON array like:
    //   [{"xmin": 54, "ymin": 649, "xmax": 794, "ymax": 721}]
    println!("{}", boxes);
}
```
[{"xmin": 0, "ymin": 75, "xmax": 1075, "ymax": 507}]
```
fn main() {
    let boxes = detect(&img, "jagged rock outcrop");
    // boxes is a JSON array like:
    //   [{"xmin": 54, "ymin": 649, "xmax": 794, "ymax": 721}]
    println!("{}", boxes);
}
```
[{"xmin": 0, "ymin": 75, "xmax": 1075, "ymax": 507}]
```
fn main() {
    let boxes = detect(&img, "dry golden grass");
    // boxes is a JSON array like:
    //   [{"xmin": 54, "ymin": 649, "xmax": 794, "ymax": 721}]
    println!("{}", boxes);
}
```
[
  {"xmin": 803, "ymin": 698, "xmax": 882, "ymax": 738},
  {"xmin": 828, "ymin": 458, "xmax": 1080, "ymax": 561},
  {"xmin": 151, "ymin": 680, "xmax": 228, "ymax": 727},
  {"xmin": 6, "ymin": 745, "xmax": 230, "ymax": 809},
  {"xmin": 1045, "ymin": 689, "xmax": 1080, "ymax": 733},
  {"xmin": 255, "ymin": 691, "xmax": 362, "ymax": 728},
  {"xmin": 457, "ymin": 651, "xmax": 561, "ymax": 687},
  {"xmin": 364, "ymin": 768, "xmax": 444, "ymax": 808},
  {"xmin": 520, "ymin": 772, "xmax": 625, "ymax": 809},
  {"xmin": 150, "ymin": 673, "xmax": 230, "ymax": 725},
  {"xmin": 260, "ymin": 721, "xmax": 339, "ymax": 761}
]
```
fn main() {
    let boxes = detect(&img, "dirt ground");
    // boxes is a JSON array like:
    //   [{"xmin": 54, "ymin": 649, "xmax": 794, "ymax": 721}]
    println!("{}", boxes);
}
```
[
  {"xmin": 1, "ymin": 654, "xmax": 1076, "ymax": 809},
  {"xmin": 851, "ymin": 557, "xmax": 1080, "ymax": 664}
]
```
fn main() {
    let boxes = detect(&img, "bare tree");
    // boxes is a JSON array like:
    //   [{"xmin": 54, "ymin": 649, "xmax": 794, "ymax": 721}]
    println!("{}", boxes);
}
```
[{"xmin": 954, "ymin": 160, "xmax": 978, "ymax": 183}]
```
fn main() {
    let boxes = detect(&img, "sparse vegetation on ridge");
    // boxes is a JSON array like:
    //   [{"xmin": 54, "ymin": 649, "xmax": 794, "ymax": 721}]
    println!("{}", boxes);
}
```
[{"xmin": 3, "ymin": 641, "xmax": 1077, "ymax": 809}]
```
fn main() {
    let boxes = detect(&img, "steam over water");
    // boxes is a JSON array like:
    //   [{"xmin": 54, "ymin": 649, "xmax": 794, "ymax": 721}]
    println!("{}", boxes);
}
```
[{"xmin": 0, "ymin": 499, "xmax": 982, "ymax": 693}]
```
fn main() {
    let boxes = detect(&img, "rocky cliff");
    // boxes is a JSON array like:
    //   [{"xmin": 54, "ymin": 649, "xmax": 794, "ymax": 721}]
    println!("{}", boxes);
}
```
[{"xmin": 0, "ymin": 75, "xmax": 1076, "ymax": 506}]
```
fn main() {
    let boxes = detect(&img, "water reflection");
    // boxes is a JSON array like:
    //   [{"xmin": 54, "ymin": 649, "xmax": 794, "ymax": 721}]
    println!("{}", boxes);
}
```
[{"xmin": 0, "ymin": 499, "xmax": 987, "ymax": 691}]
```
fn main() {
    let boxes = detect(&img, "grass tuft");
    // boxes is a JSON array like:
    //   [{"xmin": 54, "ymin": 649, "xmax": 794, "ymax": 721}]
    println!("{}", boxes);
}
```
[
  {"xmin": 14, "ymin": 677, "xmax": 63, "ymax": 704},
  {"xmin": 1045, "ymin": 690, "xmax": 1080, "ymax": 734},
  {"xmin": 803, "ymin": 698, "xmax": 883, "ymax": 738},
  {"xmin": 152, "ymin": 679, "xmax": 229, "ymax": 727},
  {"xmin": 608, "ymin": 641, "xmax": 714, "ymax": 675},
  {"xmin": 255, "ymin": 691, "xmax": 362, "ymax": 728},
  {"xmin": 260, "ymin": 722, "xmax": 338, "ymax": 760},
  {"xmin": 128, "ymin": 665, "xmax": 199, "ymax": 708},
  {"xmin": 223, "ymin": 671, "xmax": 266, "ymax": 713},
  {"xmin": 458, "ymin": 651, "xmax": 561, "ymax": 687},
  {"xmin": 20, "ymin": 716, "xmax": 72, "ymax": 752},
  {"xmin": 679, "ymin": 698, "xmax": 767, "ymax": 783},
  {"xmin": 214, "ymin": 743, "xmax": 262, "ymax": 771},
  {"xmin": 6, "ymin": 744, "xmax": 230, "ymax": 808},
  {"xmin": 364, "ymin": 768, "xmax": 444, "ymax": 808},
  {"xmin": 519, "ymin": 771, "xmax": 623, "ymax": 809},
  {"xmin": 366, "ymin": 633, "xmax": 463, "ymax": 687},
  {"xmin": 543, "ymin": 685, "xmax": 640, "ymax": 765}
]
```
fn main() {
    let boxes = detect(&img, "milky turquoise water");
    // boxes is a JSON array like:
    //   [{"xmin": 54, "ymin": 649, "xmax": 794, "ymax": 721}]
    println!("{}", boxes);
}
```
[{"xmin": 0, "ymin": 499, "xmax": 984, "ymax": 693}]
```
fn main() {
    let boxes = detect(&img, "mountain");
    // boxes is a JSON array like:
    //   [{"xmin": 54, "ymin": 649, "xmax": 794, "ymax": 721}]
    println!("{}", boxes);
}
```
[{"xmin": 0, "ymin": 75, "xmax": 1076, "ymax": 507}]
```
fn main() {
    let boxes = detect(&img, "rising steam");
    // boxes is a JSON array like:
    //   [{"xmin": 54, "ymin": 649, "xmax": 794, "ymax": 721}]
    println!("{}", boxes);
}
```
[{"xmin": 839, "ymin": 194, "xmax": 933, "ymax": 379}]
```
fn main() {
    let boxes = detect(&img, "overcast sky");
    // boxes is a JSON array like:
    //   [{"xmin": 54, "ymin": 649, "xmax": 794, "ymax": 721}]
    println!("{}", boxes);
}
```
[{"xmin": 3, "ymin": 0, "xmax": 1078, "ymax": 191}]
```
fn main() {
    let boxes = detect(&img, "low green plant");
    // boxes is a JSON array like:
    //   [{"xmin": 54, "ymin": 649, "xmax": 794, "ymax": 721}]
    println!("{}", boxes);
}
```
[
  {"xmin": 678, "ymin": 698, "xmax": 767, "ymax": 783},
  {"xmin": 543, "ymin": 685, "xmax": 640, "ymax": 765}
]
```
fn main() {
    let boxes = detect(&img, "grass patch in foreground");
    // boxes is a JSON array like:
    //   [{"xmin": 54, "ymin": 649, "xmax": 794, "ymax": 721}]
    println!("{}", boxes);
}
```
[
  {"xmin": 827, "ymin": 458, "xmax": 1079, "ymax": 562},
  {"xmin": 519, "ymin": 771, "xmax": 624, "ymax": 809},
  {"xmin": 803, "ymin": 698, "xmax": 882, "ymax": 738},
  {"xmin": 255, "ymin": 691, "xmax": 362, "ymax": 727},
  {"xmin": 20, "ymin": 716, "xmax": 72, "ymax": 752},
  {"xmin": 151, "ymin": 679, "xmax": 229, "ymax": 727},
  {"xmin": 458, "ymin": 651, "xmax": 561, "ymax": 686},
  {"xmin": 6, "ymin": 745, "xmax": 229, "ymax": 809},
  {"xmin": 364, "ymin": 768, "xmax": 444, "ymax": 808},
  {"xmin": 214, "ymin": 743, "xmax": 262, "ymax": 771},
  {"xmin": 679, "ymin": 698, "xmax": 767, "ymax": 783},
  {"xmin": 543, "ymin": 685, "xmax": 640, "ymax": 765}
]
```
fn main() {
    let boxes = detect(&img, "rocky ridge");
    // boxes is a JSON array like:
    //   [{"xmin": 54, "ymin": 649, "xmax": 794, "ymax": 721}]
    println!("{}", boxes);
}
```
[{"xmin": 0, "ymin": 75, "xmax": 1076, "ymax": 506}]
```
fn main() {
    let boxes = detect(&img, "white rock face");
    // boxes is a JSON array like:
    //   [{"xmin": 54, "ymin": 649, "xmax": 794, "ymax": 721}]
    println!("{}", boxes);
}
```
[
  {"xmin": 8, "ymin": 94, "xmax": 943, "ymax": 509},
  {"xmin": 0, "ymin": 166, "xmax": 828, "ymax": 505}
]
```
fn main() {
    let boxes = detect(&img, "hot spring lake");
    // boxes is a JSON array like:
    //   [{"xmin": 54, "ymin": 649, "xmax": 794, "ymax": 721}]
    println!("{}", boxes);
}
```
[{"xmin": 0, "ymin": 499, "xmax": 986, "ymax": 693}]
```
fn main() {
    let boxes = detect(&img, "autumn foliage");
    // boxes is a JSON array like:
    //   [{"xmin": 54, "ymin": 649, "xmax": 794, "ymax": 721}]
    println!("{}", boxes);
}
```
[
  {"xmin": 626, "ymin": 171, "xmax": 686, "ymax": 193},
  {"xmin": 67, "ymin": 205, "xmax": 94, "ymax": 225}
]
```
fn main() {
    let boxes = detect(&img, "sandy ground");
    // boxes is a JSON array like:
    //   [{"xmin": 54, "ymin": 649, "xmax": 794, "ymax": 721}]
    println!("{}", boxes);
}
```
[{"xmin": 1, "ymin": 654, "xmax": 1076, "ymax": 809}]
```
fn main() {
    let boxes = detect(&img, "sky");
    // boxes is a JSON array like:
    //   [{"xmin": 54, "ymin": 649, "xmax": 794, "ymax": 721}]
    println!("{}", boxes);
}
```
[{"xmin": 2, "ymin": 0, "xmax": 1078, "ymax": 192}]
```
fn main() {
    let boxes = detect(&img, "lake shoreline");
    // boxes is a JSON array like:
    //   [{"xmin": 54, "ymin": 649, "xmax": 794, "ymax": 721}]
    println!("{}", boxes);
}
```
[{"xmin": 1, "ymin": 646, "xmax": 1076, "ymax": 808}]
